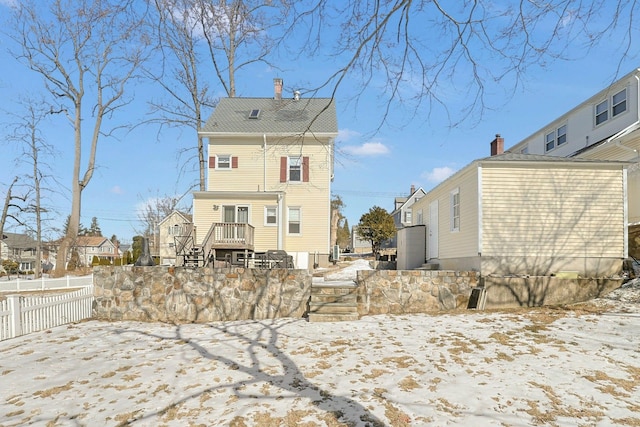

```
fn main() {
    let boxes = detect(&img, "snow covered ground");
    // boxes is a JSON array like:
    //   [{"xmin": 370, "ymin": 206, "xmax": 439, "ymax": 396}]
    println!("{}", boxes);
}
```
[{"xmin": 1, "ymin": 264, "xmax": 639, "ymax": 426}]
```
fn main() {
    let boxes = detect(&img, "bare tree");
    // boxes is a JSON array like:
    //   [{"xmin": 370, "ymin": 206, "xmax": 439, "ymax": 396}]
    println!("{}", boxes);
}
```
[
  {"xmin": 8, "ymin": 0, "xmax": 151, "ymax": 275},
  {"xmin": 0, "ymin": 177, "xmax": 28, "ymax": 246},
  {"xmin": 5, "ymin": 99, "xmax": 60, "ymax": 278},
  {"xmin": 286, "ymin": 1, "xmax": 639, "ymax": 128},
  {"xmin": 135, "ymin": 193, "xmax": 187, "ymax": 257},
  {"xmin": 148, "ymin": 0, "xmax": 293, "ymax": 191}
]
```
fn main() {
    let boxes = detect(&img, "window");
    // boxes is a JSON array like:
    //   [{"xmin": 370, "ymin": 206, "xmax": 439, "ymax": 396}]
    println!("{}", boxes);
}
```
[
  {"xmin": 520, "ymin": 145, "xmax": 529, "ymax": 154},
  {"xmin": 557, "ymin": 124, "xmax": 567, "ymax": 145},
  {"xmin": 289, "ymin": 156, "xmax": 301, "ymax": 182},
  {"xmin": 217, "ymin": 155, "xmax": 231, "ymax": 169},
  {"xmin": 416, "ymin": 210, "xmax": 423, "ymax": 225},
  {"xmin": 545, "ymin": 131, "xmax": 555, "ymax": 152},
  {"xmin": 280, "ymin": 156, "xmax": 309, "ymax": 182},
  {"xmin": 595, "ymin": 88, "xmax": 627, "ymax": 125},
  {"xmin": 288, "ymin": 207, "xmax": 301, "ymax": 234},
  {"xmin": 450, "ymin": 188, "xmax": 460, "ymax": 232},
  {"xmin": 545, "ymin": 124, "xmax": 567, "ymax": 152},
  {"xmin": 595, "ymin": 100, "xmax": 608, "ymax": 125},
  {"xmin": 404, "ymin": 210, "xmax": 412, "ymax": 224},
  {"xmin": 248, "ymin": 109, "xmax": 260, "ymax": 119},
  {"xmin": 265, "ymin": 206, "xmax": 277, "ymax": 226},
  {"xmin": 613, "ymin": 89, "xmax": 627, "ymax": 117}
]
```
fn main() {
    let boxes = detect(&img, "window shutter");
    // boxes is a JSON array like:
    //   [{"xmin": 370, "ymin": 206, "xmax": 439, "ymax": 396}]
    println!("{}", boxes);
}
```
[
  {"xmin": 232, "ymin": 156, "xmax": 238, "ymax": 168},
  {"xmin": 280, "ymin": 157, "xmax": 287, "ymax": 182},
  {"xmin": 302, "ymin": 157, "xmax": 309, "ymax": 182},
  {"xmin": 209, "ymin": 156, "xmax": 216, "ymax": 169}
]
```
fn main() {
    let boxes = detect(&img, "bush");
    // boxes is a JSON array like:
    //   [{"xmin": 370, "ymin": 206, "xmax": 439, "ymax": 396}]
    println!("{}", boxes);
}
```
[{"xmin": 99, "ymin": 258, "xmax": 111, "ymax": 266}]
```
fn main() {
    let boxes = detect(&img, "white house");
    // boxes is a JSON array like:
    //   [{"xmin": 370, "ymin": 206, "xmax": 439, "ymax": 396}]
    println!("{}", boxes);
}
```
[{"xmin": 507, "ymin": 68, "xmax": 640, "ymax": 251}]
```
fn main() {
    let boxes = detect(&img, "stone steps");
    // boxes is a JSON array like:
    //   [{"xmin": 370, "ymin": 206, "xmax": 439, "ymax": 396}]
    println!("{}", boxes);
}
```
[
  {"xmin": 308, "ymin": 282, "xmax": 359, "ymax": 322},
  {"xmin": 417, "ymin": 262, "xmax": 439, "ymax": 270}
]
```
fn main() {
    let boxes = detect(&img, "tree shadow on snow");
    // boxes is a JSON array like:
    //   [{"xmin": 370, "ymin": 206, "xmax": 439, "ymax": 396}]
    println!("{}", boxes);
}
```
[{"xmin": 114, "ymin": 320, "xmax": 385, "ymax": 426}]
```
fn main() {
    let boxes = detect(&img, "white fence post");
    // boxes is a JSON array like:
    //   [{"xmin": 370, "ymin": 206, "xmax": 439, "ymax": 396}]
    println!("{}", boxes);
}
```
[
  {"xmin": 66, "ymin": 275, "xmax": 70, "ymax": 288},
  {"xmin": 41, "ymin": 275, "xmax": 46, "ymax": 290},
  {"xmin": 8, "ymin": 296, "xmax": 22, "ymax": 338},
  {"xmin": 16, "ymin": 277, "xmax": 21, "ymax": 291}
]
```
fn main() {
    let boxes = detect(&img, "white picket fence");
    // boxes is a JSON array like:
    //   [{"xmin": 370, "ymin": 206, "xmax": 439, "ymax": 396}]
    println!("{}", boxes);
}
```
[
  {"xmin": 0, "ymin": 274, "xmax": 93, "ymax": 292},
  {"xmin": 0, "ymin": 286, "xmax": 94, "ymax": 341}
]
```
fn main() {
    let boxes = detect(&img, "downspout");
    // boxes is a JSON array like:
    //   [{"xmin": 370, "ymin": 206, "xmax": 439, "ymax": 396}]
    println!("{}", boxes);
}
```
[
  {"xmin": 263, "ymin": 134, "xmax": 267, "ymax": 191},
  {"xmin": 277, "ymin": 193, "xmax": 283, "ymax": 250}
]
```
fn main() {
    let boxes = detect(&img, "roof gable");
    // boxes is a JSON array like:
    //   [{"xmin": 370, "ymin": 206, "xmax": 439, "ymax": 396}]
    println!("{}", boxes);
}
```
[{"xmin": 159, "ymin": 210, "xmax": 192, "ymax": 226}]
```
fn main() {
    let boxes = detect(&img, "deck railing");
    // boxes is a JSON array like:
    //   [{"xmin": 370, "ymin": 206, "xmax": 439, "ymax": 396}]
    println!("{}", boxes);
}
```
[{"xmin": 201, "ymin": 223, "xmax": 255, "ymax": 262}]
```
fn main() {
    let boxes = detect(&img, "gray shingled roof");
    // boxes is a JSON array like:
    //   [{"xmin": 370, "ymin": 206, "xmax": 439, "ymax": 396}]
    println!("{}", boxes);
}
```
[
  {"xmin": 2, "ymin": 232, "xmax": 37, "ymax": 249},
  {"xmin": 479, "ymin": 152, "xmax": 632, "ymax": 164},
  {"xmin": 200, "ymin": 97, "xmax": 338, "ymax": 135},
  {"xmin": 422, "ymin": 151, "xmax": 630, "ymax": 199}
]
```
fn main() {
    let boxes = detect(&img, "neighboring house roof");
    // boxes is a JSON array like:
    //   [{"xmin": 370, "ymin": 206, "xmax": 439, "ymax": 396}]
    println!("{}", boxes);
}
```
[
  {"xmin": 392, "ymin": 187, "xmax": 426, "ymax": 216},
  {"xmin": 428, "ymin": 152, "xmax": 631, "ymax": 198},
  {"xmin": 74, "ymin": 236, "xmax": 112, "ymax": 247},
  {"xmin": 158, "ymin": 210, "xmax": 192, "ymax": 227},
  {"xmin": 478, "ymin": 152, "xmax": 633, "ymax": 165},
  {"xmin": 2, "ymin": 232, "xmax": 37, "ymax": 249},
  {"xmin": 200, "ymin": 97, "xmax": 338, "ymax": 136}
]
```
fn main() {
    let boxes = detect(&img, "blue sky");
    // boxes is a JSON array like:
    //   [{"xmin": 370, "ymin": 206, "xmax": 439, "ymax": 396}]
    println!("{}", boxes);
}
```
[{"xmin": 1, "ymin": 1, "xmax": 639, "ymax": 244}]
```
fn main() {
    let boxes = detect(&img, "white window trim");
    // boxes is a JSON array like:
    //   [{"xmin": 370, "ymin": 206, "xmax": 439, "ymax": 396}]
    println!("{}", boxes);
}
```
[
  {"xmin": 216, "ymin": 154, "xmax": 232, "ymax": 169},
  {"xmin": 288, "ymin": 156, "xmax": 302, "ymax": 183},
  {"xmin": 264, "ymin": 206, "xmax": 277, "ymax": 227},
  {"xmin": 544, "ymin": 123, "xmax": 567, "ymax": 152},
  {"xmin": 595, "ymin": 87, "xmax": 628, "ymax": 127},
  {"xmin": 287, "ymin": 206, "xmax": 302, "ymax": 235},
  {"xmin": 450, "ymin": 188, "xmax": 460, "ymax": 232}
]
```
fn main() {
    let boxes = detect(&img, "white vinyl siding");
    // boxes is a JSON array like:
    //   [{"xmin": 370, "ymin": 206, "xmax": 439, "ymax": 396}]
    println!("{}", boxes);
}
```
[{"xmin": 481, "ymin": 165, "xmax": 625, "ymax": 258}]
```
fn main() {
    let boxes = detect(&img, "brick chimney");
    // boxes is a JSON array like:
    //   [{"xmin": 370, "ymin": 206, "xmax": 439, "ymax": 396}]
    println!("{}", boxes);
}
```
[
  {"xmin": 410, "ymin": 184, "xmax": 415, "ymax": 195},
  {"xmin": 274, "ymin": 78, "xmax": 283, "ymax": 100},
  {"xmin": 490, "ymin": 134, "xmax": 504, "ymax": 156}
]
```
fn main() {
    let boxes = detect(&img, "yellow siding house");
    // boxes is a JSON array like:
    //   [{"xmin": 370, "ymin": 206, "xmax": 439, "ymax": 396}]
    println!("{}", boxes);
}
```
[
  {"xmin": 191, "ymin": 79, "xmax": 338, "ymax": 269},
  {"xmin": 409, "ymin": 150, "xmax": 629, "ymax": 277}
]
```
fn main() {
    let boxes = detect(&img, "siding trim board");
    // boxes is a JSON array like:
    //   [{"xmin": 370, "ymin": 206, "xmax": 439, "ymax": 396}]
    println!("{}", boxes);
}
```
[{"xmin": 477, "ymin": 166, "xmax": 483, "ymax": 255}]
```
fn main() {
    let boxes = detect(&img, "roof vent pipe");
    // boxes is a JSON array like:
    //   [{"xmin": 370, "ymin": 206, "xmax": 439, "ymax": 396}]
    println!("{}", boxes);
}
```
[{"xmin": 293, "ymin": 90, "xmax": 300, "ymax": 101}]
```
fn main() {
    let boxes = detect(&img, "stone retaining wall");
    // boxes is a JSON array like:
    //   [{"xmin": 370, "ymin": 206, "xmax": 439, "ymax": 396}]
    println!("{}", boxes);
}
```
[
  {"xmin": 355, "ymin": 270, "xmax": 479, "ymax": 315},
  {"xmin": 93, "ymin": 266, "xmax": 311, "ymax": 322}
]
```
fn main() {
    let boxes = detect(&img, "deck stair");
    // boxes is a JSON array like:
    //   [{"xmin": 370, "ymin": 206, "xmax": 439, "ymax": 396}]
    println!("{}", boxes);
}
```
[
  {"xmin": 184, "ymin": 245, "xmax": 204, "ymax": 267},
  {"xmin": 308, "ymin": 281, "xmax": 359, "ymax": 322}
]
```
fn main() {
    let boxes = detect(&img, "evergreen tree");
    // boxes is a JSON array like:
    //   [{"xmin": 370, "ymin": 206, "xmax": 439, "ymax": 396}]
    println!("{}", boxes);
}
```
[
  {"xmin": 356, "ymin": 206, "xmax": 395, "ymax": 259},
  {"xmin": 88, "ymin": 217, "xmax": 102, "ymax": 236},
  {"xmin": 337, "ymin": 218, "xmax": 351, "ymax": 250}
]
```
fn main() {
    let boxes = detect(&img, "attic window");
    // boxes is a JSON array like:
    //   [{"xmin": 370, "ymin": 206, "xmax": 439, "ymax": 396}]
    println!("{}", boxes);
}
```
[{"xmin": 248, "ymin": 109, "xmax": 261, "ymax": 119}]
